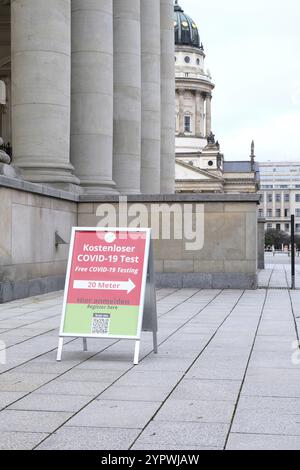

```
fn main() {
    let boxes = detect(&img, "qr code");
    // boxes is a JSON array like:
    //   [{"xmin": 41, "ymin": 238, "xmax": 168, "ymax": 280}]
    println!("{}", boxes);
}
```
[{"xmin": 91, "ymin": 314, "xmax": 111, "ymax": 335}]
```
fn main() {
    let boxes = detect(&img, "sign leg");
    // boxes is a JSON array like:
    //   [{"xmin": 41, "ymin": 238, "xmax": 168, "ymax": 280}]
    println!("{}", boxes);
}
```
[
  {"xmin": 56, "ymin": 337, "xmax": 64, "ymax": 362},
  {"xmin": 153, "ymin": 331, "xmax": 158, "ymax": 354},
  {"xmin": 133, "ymin": 341, "xmax": 141, "ymax": 365},
  {"xmin": 83, "ymin": 338, "xmax": 88, "ymax": 352}
]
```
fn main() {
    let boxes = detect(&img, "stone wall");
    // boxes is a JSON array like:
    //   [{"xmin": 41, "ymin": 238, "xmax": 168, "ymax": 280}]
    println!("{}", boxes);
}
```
[
  {"xmin": 0, "ymin": 178, "xmax": 77, "ymax": 302},
  {"xmin": 0, "ymin": 177, "xmax": 260, "ymax": 302},
  {"xmin": 78, "ymin": 194, "xmax": 259, "ymax": 289}
]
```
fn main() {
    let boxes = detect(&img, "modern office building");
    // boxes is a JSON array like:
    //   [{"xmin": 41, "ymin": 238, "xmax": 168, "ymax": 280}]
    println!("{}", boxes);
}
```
[{"xmin": 258, "ymin": 162, "xmax": 300, "ymax": 233}]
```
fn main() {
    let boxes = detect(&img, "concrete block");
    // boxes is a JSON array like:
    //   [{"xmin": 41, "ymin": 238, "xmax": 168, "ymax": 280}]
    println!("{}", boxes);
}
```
[
  {"xmin": 194, "ymin": 260, "xmax": 224, "ymax": 273},
  {"xmin": 224, "ymin": 203, "xmax": 256, "ymax": 213},
  {"xmin": 183, "ymin": 273, "xmax": 212, "ymax": 288},
  {"xmin": 164, "ymin": 260, "xmax": 194, "ymax": 273},
  {"xmin": 155, "ymin": 273, "xmax": 183, "ymax": 288},
  {"xmin": 212, "ymin": 273, "xmax": 257, "ymax": 290},
  {"xmin": 224, "ymin": 261, "xmax": 257, "ymax": 274}
]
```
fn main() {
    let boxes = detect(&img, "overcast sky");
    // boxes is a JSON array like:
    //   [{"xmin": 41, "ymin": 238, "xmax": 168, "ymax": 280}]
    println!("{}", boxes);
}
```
[{"xmin": 178, "ymin": 0, "xmax": 300, "ymax": 162}]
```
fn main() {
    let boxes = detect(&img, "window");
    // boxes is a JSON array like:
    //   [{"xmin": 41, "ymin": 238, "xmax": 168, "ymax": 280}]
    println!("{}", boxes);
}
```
[
  {"xmin": 184, "ymin": 56, "xmax": 190, "ymax": 63},
  {"xmin": 267, "ymin": 209, "xmax": 272, "ymax": 217},
  {"xmin": 296, "ymin": 194, "xmax": 300, "ymax": 202},
  {"xmin": 267, "ymin": 194, "xmax": 273, "ymax": 203},
  {"xmin": 184, "ymin": 115, "xmax": 191, "ymax": 133},
  {"xmin": 276, "ymin": 209, "xmax": 281, "ymax": 218},
  {"xmin": 276, "ymin": 224, "xmax": 281, "ymax": 231},
  {"xmin": 296, "ymin": 209, "xmax": 300, "ymax": 217},
  {"xmin": 285, "ymin": 224, "xmax": 290, "ymax": 231},
  {"xmin": 276, "ymin": 194, "xmax": 281, "ymax": 202},
  {"xmin": 196, "ymin": 58, "xmax": 200, "ymax": 65},
  {"xmin": 284, "ymin": 194, "xmax": 290, "ymax": 202},
  {"xmin": 267, "ymin": 223, "xmax": 272, "ymax": 230},
  {"xmin": 258, "ymin": 209, "xmax": 263, "ymax": 217},
  {"xmin": 285, "ymin": 209, "xmax": 289, "ymax": 217},
  {"xmin": 296, "ymin": 224, "xmax": 300, "ymax": 233}
]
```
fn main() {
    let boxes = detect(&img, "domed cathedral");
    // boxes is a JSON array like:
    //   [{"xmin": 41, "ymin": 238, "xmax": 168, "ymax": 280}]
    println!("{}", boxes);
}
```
[
  {"xmin": 174, "ymin": 1, "xmax": 260, "ymax": 193},
  {"xmin": 174, "ymin": 0, "xmax": 214, "ymax": 153}
]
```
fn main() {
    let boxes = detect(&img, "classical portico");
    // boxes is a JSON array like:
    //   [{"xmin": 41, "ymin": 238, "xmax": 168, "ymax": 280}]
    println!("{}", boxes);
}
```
[{"xmin": 0, "ymin": 0, "xmax": 175, "ymax": 194}]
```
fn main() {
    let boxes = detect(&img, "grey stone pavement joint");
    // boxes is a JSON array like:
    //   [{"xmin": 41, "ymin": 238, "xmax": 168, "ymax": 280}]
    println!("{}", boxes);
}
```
[{"xmin": 0, "ymin": 277, "xmax": 300, "ymax": 450}]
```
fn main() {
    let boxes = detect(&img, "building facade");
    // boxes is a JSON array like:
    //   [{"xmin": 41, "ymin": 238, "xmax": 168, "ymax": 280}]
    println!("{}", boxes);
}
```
[
  {"xmin": 174, "ymin": 0, "xmax": 214, "ymax": 154},
  {"xmin": 259, "ymin": 162, "xmax": 300, "ymax": 234},
  {"xmin": 0, "ymin": 0, "xmax": 175, "ymax": 195},
  {"xmin": 173, "ymin": 2, "xmax": 259, "ymax": 194},
  {"xmin": 0, "ymin": 1, "xmax": 261, "ymax": 301}
]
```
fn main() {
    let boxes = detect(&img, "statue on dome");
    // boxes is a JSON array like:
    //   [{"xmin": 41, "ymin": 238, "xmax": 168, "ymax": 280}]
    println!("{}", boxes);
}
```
[{"xmin": 207, "ymin": 132, "xmax": 216, "ymax": 145}]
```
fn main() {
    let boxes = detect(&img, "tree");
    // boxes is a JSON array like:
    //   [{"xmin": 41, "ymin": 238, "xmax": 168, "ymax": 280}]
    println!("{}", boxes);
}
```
[{"xmin": 265, "ymin": 229, "xmax": 290, "ymax": 248}]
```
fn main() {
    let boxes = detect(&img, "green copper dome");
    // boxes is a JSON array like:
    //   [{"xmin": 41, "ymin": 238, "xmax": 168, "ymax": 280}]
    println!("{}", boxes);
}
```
[{"xmin": 174, "ymin": 1, "xmax": 202, "ymax": 49}]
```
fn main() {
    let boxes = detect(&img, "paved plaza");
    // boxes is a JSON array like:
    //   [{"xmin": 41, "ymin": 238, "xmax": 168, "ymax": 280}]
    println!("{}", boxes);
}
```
[
  {"xmin": 0, "ymin": 282, "xmax": 300, "ymax": 450},
  {"xmin": 259, "ymin": 253, "xmax": 300, "ymax": 289}
]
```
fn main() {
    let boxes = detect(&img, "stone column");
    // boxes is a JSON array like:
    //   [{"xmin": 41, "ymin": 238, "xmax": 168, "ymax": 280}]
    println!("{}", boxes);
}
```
[
  {"xmin": 160, "ymin": 0, "xmax": 175, "ymax": 194},
  {"xmin": 257, "ymin": 218, "xmax": 266, "ymax": 269},
  {"xmin": 205, "ymin": 93, "xmax": 212, "ymax": 137},
  {"xmin": 1, "ymin": 78, "xmax": 11, "ymax": 145},
  {"xmin": 71, "ymin": 0, "xmax": 116, "ymax": 194},
  {"xmin": 195, "ymin": 91, "xmax": 202, "ymax": 137},
  {"xmin": 113, "ymin": 0, "xmax": 141, "ymax": 194},
  {"xmin": 178, "ymin": 89, "xmax": 185, "ymax": 135},
  {"xmin": 140, "ymin": 0, "xmax": 161, "ymax": 194},
  {"xmin": 11, "ymin": 0, "xmax": 79, "ymax": 189}
]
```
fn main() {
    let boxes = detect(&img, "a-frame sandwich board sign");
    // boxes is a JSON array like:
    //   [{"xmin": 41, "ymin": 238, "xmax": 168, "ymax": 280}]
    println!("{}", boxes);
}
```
[{"xmin": 57, "ymin": 227, "xmax": 157, "ymax": 365}]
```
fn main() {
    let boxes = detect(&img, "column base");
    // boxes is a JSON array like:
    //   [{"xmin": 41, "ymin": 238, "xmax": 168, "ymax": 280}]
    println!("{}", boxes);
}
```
[
  {"xmin": 79, "ymin": 178, "xmax": 119, "ymax": 195},
  {"xmin": 15, "ymin": 160, "xmax": 81, "ymax": 191}
]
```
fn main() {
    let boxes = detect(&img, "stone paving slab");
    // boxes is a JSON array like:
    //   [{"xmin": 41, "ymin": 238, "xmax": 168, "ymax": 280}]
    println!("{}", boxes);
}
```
[
  {"xmin": 135, "ymin": 421, "xmax": 229, "ymax": 448},
  {"xmin": 231, "ymin": 408, "xmax": 300, "ymax": 435},
  {"xmin": 170, "ymin": 379, "xmax": 241, "ymax": 402},
  {"xmin": 0, "ymin": 287, "xmax": 300, "ymax": 450},
  {"xmin": 154, "ymin": 398, "xmax": 235, "ymax": 424},
  {"xmin": 36, "ymin": 427, "xmax": 140, "ymax": 450},
  {"xmin": 8, "ymin": 393, "xmax": 92, "ymax": 413},
  {"xmin": 227, "ymin": 433, "xmax": 300, "ymax": 450},
  {"xmin": 66, "ymin": 400, "xmax": 159, "ymax": 429},
  {"xmin": 0, "ymin": 410, "xmax": 72, "ymax": 433},
  {"xmin": 0, "ymin": 432, "xmax": 49, "ymax": 451}
]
